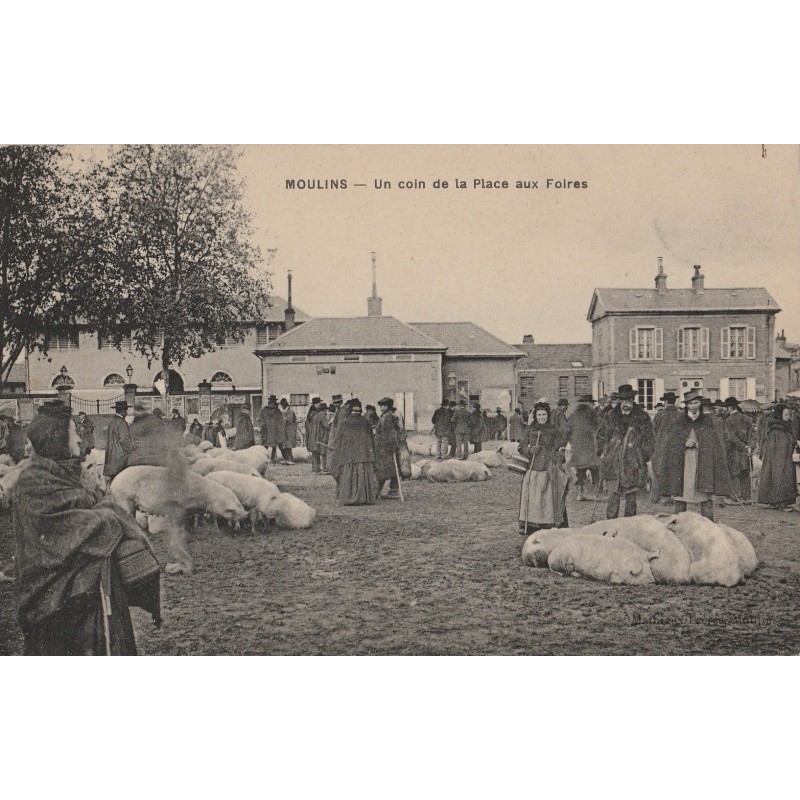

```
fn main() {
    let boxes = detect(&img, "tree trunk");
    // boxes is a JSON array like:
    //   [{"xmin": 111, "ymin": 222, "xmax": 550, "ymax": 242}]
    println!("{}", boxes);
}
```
[{"xmin": 162, "ymin": 349, "xmax": 170, "ymax": 416}]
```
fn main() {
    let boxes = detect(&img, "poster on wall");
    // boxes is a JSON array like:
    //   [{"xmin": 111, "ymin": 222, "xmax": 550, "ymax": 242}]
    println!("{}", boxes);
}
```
[{"xmin": 199, "ymin": 394, "xmax": 211, "ymax": 423}]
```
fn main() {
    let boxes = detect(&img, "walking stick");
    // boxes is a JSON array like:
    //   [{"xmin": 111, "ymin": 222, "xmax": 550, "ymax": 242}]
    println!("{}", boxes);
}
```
[
  {"xmin": 723, "ymin": 455, "xmax": 766, "ymax": 536},
  {"xmin": 100, "ymin": 561, "xmax": 112, "ymax": 656},
  {"xmin": 392, "ymin": 451, "xmax": 405, "ymax": 502}
]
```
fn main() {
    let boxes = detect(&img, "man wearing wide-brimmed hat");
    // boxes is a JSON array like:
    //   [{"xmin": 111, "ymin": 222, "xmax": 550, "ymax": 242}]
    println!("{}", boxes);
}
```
[
  {"xmin": 595, "ymin": 384, "xmax": 655, "ymax": 518},
  {"xmin": 722, "ymin": 396, "xmax": 754, "ymax": 505},
  {"xmin": 374, "ymin": 397, "xmax": 403, "ymax": 498},
  {"xmin": 259, "ymin": 394, "xmax": 286, "ymax": 464},
  {"xmin": 657, "ymin": 389, "xmax": 731, "ymax": 520},
  {"xmin": 104, "ymin": 400, "xmax": 132, "ymax": 478},
  {"xmin": 651, "ymin": 391, "xmax": 681, "ymax": 503}
]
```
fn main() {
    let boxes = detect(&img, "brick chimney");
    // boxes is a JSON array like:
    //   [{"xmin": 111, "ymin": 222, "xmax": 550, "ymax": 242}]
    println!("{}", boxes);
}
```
[
  {"xmin": 522, "ymin": 334, "xmax": 534, "ymax": 344},
  {"xmin": 284, "ymin": 270, "xmax": 296, "ymax": 331},
  {"xmin": 691, "ymin": 264, "xmax": 705, "ymax": 292},
  {"xmin": 776, "ymin": 329, "xmax": 787, "ymax": 348},
  {"xmin": 367, "ymin": 251, "xmax": 383, "ymax": 316},
  {"xmin": 655, "ymin": 256, "xmax": 667, "ymax": 292}
]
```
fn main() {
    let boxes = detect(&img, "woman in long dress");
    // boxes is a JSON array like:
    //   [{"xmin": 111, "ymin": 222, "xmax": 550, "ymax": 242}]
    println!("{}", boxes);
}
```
[
  {"xmin": 518, "ymin": 402, "xmax": 570, "ymax": 535},
  {"xmin": 758, "ymin": 404, "xmax": 797, "ymax": 511},
  {"xmin": 328, "ymin": 398, "xmax": 378, "ymax": 505}
]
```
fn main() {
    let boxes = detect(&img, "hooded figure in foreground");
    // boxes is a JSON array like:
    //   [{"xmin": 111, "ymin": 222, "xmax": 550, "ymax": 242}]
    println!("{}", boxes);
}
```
[
  {"xmin": 328, "ymin": 398, "xmax": 378, "ymax": 505},
  {"xmin": 13, "ymin": 402, "xmax": 160, "ymax": 655}
]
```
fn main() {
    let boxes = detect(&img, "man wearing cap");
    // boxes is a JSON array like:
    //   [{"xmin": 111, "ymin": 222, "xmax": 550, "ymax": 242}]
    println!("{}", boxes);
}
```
[
  {"xmin": 565, "ymin": 394, "xmax": 599, "ymax": 501},
  {"xmin": 451, "ymin": 398, "xmax": 471, "ymax": 460},
  {"xmin": 375, "ymin": 397, "xmax": 403, "ymax": 498},
  {"xmin": 431, "ymin": 398, "xmax": 453, "ymax": 461},
  {"xmin": 595, "ymin": 384, "xmax": 655, "ymax": 518},
  {"xmin": 306, "ymin": 398, "xmax": 326, "ymax": 473},
  {"xmin": 658, "ymin": 390, "xmax": 731, "ymax": 521},
  {"xmin": 723, "ymin": 397, "xmax": 754, "ymax": 504},
  {"xmin": 651, "ymin": 391, "xmax": 681, "ymax": 503},
  {"xmin": 104, "ymin": 400, "xmax": 133, "ymax": 478},
  {"xmin": 169, "ymin": 408, "xmax": 186, "ymax": 434},
  {"xmin": 552, "ymin": 399, "xmax": 569, "ymax": 432}
]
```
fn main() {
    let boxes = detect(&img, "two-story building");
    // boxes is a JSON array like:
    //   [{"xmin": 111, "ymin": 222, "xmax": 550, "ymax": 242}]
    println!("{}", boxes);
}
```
[
  {"xmin": 25, "ymin": 292, "xmax": 309, "ymax": 418},
  {"xmin": 587, "ymin": 259, "xmax": 781, "ymax": 408}
]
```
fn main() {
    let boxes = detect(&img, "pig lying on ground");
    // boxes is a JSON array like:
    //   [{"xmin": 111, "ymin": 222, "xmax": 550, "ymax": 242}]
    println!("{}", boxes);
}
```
[
  {"xmin": 211, "ymin": 445, "xmax": 269, "ymax": 474},
  {"xmin": 0, "ymin": 455, "xmax": 14, "ymax": 467},
  {"xmin": 521, "ymin": 528, "xmax": 574, "ymax": 567},
  {"xmin": 716, "ymin": 523, "xmax": 758, "ymax": 578},
  {"xmin": 468, "ymin": 450, "xmax": 505, "ymax": 468},
  {"xmin": 578, "ymin": 515, "xmax": 691, "ymax": 584},
  {"xmin": 498, "ymin": 441, "xmax": 520, "ymax": 459},
  {"xmin": 291, "ymin": 447, "xmax": 311, "ymax": 463},
  {"xmin": 410, "ymin": 462, "xmax": 423, "ymax": 480},
  {"xmin": 421, "ymin": 459, "xmax": 490, "ymax": 482},
  {"xmin": 407, "ymin": 435, "xmax": 437, "ymax": 456},
  {"xmin": 189, "ymin": 459, "xmax": 261, "ymax": 477},
  {"xmin": 548, "ymin": 534, "xmax": 657, "ymax": 585},
  {"xmin": 658, "ymin": 511, "xmax": 744, "ymax": 587},
  {"xmin": 110, "ymin": 465, "xmax": 246, "ymax": 524}
]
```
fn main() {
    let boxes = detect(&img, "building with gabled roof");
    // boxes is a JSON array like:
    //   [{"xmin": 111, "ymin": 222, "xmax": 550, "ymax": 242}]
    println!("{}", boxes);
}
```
[
  {"xmin": 409, "ymin": 322, "xmax": 525, "ymax": 412},
  {"xmin": 587, "ymin": 259, "xmax": 781, "ymax": 407}
]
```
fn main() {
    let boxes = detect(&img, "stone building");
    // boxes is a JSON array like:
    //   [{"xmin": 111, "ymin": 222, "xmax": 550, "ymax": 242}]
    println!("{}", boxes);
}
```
[{"xmin": 587, "ymin": 259, "xmax": 781, "ymax": 408}]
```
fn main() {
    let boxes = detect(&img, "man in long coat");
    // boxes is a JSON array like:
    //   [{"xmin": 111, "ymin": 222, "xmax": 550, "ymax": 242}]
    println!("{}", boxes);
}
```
[
  {"xmin": 493, "ymin": 408, "xmax": 508, "ymax": 440},
  {"xmin": 658, "ymin": 390, "xmax": 731, "ymax": 521},
  {"xmin": 552, "ymin": 399, "xmax": 569, "ymax": 432},
  {"xmin": 104, "ymin": 400, "xmax": 133, "ymax": 478},
  {"xmin": 259, "ymin": 394, "xmax": 285, "ymax": 464},
  {"xmin": 233, "ymin": 407, "xmax": 255, "ymax": 450},
  {"xmin": 431, "ymin": 398, "xmax": 452, "ymax": 461},
  {"xmin": 651, "ymin": 391, "xmax": 682, "ymax": 503},
  {"xmin": 469, "ymin": 403, "xmax": 487, "ymax": 453},
  {"xmin": 75, "ymin": 411, "xmax": 95, "ymax": 456},
  {"xmin": 508, "ymin": 407, "xmax": 525, "ymax": 443},
  {"xmin": 451, "ymin": 399, "xmax": 471, "ymax": 459},
  {"xmin": 565, "ymin": 394, "xmax": 599, "ymax": 501},
  {"xmin": 722, "ymin": 396, "xmax": 753, "ymax": 504},
  {"xmin": 374, "ymin": 397, "xmax": 403, "ymax": 498},
  {"xmin": 279, "ymin": 398, "xmax": 297, "ymax": 463},
  {"xmin": 308, "ymin": 400, "xmax": 330, "ymax": 473},
  {"xmin": 595, "ymin": 384, "xmax": 655, "ymax": 518}
]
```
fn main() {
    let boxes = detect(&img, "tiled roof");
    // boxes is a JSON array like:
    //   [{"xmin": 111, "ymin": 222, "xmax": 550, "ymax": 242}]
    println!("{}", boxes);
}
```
[
  {"xmin": 588, "ymin": 288, "xmax": 780, "ymax": 321},
  {"xmin": 255, "ymin": 316, "xmax": 447, "ymax": 354},
  {"xmin": 408, "ymin": 322, "xmax": 525, "ymax": 358},
  {"xmin": 515, "ymin": 343, "xmax": 593, "ymax": 371},
  {"xmin": 5, "ymin": 364, "xmax": 26, "ymax": 384}
]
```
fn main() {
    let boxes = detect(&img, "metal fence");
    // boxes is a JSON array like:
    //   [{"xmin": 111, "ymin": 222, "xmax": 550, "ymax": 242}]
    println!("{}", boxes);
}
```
[{"xmin": 71, "ymin": 394, "xmax": 126, "ymax": 415}]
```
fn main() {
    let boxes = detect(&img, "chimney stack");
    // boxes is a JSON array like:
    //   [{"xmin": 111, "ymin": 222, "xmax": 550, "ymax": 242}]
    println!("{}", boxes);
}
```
[
  {"xmin": 777, "ymin": 329, "xmax": 787, "ymax": 347},
  {"xmin": 522, "ymin": 334, "xmax": 534, "ymax": 344},
  {"xmin": 691, "ymin": 265, "xmax": 705, "ymax": 292},
  {"xmin": 284, "ymin": 270, "xmax": 296, "ymax": 330},
  {"xmin": 367, "ymin": 251, "xmax": 383, "ymax": 317},
  {"xmin": 655, "ymin": 256, "xmax": 667, "ymax": 292}
]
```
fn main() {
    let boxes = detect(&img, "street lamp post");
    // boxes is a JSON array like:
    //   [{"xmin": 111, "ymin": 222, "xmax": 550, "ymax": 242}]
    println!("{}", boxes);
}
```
[{"xmin": 123, "ymin": 364, "xmax": 137, "ymax": 408}]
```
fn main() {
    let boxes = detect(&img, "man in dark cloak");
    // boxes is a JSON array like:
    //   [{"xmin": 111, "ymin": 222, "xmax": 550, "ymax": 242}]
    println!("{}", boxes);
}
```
[
  {"xmin": 658, "ymin": 390, "xmax": 731, "ymax": 521},
  {"xmin": 328, "ymin": 398, "xmax": 378, "ymax": 505}
]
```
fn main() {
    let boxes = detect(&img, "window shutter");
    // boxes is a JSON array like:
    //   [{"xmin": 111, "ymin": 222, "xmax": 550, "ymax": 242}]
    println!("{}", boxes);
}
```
[
  {"xmin": 655, "ymin": 328, "xmax": 663, "ymax": 360},
  {"xmin": 746, "ymin": 326, "xmax": 756, "ymax": 359},
  {"xmin": 677, "ymin": 329, "xmax": 684, "ymax": 360},
  {"xmin": 746, "ymin": 377, "xmax": 756, "ymax": 400},
  {"xmin": 719, "ymin": 377, "xmax": 729, "ymax": 400},
  {"xmin": 700, "ymin": 328, "xmax": 709, "ymax": 359},
  {"xmin": 654, "ymin": 378, "xmax": 665, "ymax": 402},
  {"xmin": 629, "ymin": 328, "xmax": 637, "ymax": 360},
  {"xmin": 720, "ymin": 327, "xmax": 729, "ymax": 360}
]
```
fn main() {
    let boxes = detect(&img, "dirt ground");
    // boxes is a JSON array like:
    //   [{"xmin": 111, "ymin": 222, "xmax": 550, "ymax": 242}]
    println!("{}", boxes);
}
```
[{"xmin": 2, "ymin": 460, "xmax": 799, "ymax": 656}]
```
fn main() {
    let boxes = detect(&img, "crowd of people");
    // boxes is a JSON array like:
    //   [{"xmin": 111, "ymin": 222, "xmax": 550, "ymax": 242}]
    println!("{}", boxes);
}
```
[{"xmin": 516, "ymin": 385, "xmax": 800, "ymax": 535}]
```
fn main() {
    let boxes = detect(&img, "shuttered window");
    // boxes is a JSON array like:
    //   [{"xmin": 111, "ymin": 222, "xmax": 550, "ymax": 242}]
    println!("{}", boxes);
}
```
[
  {"xmin": 629, "ymin": 327, "xmax": 663, "ymax": 360},
  {"xmin": 746, "ymin": 326, "xmax": 756, "ymax": 359},
  {"xmin": 678, "ymin": 327, "xmax": 708, "ymax": 360},
  {"xmin": 721, "ymin": 325, "xmax": 756, "ymax": 359}
]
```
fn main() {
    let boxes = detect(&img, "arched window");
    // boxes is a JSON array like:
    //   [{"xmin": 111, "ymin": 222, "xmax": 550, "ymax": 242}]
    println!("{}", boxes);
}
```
[
  {"xmin": 153, "ymin": 369, "xmax": 185, "ymax": 394},
  {"xmin": 51, "ymin": 373, "xmax": 75, "ymax": 388},
  {"xmin": 103, "ymin": 373, "xmax": 126, "ymax": 386},
  {"xmin": 211, "ymin": 371, "xmax": 234, "ymax": 384}
]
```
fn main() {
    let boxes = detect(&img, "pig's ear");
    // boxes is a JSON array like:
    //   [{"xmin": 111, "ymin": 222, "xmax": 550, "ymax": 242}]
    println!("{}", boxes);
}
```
[{"xmin": 647, "ymin": 549, "xmax": 661, "ymax": 561}]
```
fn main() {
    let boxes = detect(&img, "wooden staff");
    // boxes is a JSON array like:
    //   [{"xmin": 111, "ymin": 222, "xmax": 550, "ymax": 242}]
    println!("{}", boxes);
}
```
[{"xmin": 393, "ymin": 451, "xmax": 405, "ymax": 502}]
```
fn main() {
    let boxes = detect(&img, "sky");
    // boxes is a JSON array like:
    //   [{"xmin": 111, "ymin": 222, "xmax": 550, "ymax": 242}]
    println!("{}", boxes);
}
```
[{"xmin": 237, "ymin": 145, "xmax": 800, "ymax": 346}]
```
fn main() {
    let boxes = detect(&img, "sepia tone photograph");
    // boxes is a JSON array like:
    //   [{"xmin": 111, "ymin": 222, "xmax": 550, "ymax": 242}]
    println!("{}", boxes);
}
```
[{"xmin": 1, "ymin": 143, "xmax": 798, "ymax": 657}]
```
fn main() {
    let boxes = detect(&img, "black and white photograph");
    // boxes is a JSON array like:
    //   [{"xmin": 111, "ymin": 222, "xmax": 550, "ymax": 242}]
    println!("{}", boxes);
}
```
[{"xmin": 1, "ymin": 143, "xmax": 798, "ymax": 658}]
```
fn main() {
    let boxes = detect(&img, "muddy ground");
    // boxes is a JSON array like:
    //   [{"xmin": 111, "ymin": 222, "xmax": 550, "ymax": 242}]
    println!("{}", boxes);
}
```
[{"xmin": 2, "ymin": 461, "xmax": 799, "ymax": 656}]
